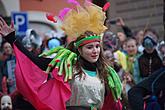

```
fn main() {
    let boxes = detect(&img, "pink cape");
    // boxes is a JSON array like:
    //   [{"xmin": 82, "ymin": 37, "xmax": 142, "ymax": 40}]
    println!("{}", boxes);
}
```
[{"xmin": 14, "ymin": 45, "xmax": 71, "ymax": 110}]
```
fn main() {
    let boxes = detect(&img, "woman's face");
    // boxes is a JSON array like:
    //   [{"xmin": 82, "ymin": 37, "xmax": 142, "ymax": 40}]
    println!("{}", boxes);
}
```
[
  {"xmin": 126, "ymin": 39, "xmax": 137, "ymax": 56},
  {"xmin": 117, "ymin": 32, "xmax": 126, "ymax": 43},
  {"xmin": 79, "ymin": 42, "xmax": 101, "ymax": 63},
  {"xmin": 135, "ymin": 30, "xmax": 144, "ymax": 44},
  {"xmin": 3, "ymin": 42, "xmax": 13, "ymax": 55}
]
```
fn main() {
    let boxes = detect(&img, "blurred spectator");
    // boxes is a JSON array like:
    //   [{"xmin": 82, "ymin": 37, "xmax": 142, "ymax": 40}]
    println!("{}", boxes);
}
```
[
  {"xmin": 124, "ymin": 38, "xmax": 141, "ymax": 85},
  {"xmin": 107, "ymin": 17, "xmax": 133, "ymax": 52},
  {"xmin": 128, "ymin": 67, "xmax": 165, "ymax": 110},
  {"xmin": 134, "ymin": 30, "xmax": 144, "ymax": 44},
  {"xmin": 143, "ymin": 28, "xmax": 159, "ymax": 43},
  {"xmin": 158, "ymin": 41, "xmax": 165, "ymax": 66},
  {"xmin": 138, "ymin": 33, "xmax": 163, "ymax": 78},
  {"xmin": 1, "ymin": 41, "xmax": 16, "ymax": 94},
  {"xmin": 121, "ymin": 38, "xmax": 140, "ymax": 110},
  {"xmin": 22, "ymin": 29, "xmax": 42, "ymax": 56},
  {"xmin": 41, "ymin": 31, "xmax": 62, "ymax": 52},
  {"xmin": 102, "ymin": 29, "xmax": 120, "ymax": 52},
  {"xmin": 125, "ymin": 38, "xmax": 138, "ymax": 75},
  {"xmin": 117, "ymin": 32, "xmax": 127, "ymax": 48},
  {"xmin": 158, "ymin": 42, "xmax": 165, "ymax": 59},
  {"xmin": 102, "ymin": 29, "xmax": 127, "ymax": 72},
  {"xmin": 134, "ymin": 30, "xmax": 144, "ymax": 53},
  {"xmin": 40, "ymin": 31, "xmax": 62, "ymax": 58},
  {"xmin": 104, "ymin": 50, "xmax": 114, "ymax": 63},
  {"xmin": 104, "ymin": 49, "xmax": 122, "ymax": 73}
]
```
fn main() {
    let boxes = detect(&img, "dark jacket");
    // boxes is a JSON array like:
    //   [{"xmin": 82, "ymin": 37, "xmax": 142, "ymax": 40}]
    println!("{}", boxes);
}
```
[
  {"xmin": 138, "ymin": 49, "xmax": 163, "ymax": 77},
  {"xmin": 128, "ymin": 67, "xmax": 165, "ymax": 110}
]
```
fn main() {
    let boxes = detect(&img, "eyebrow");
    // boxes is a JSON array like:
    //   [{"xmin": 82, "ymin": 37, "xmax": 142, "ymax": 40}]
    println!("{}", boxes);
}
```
[{"xmin": 86, "ymin": 43, "xmax": 100, "ymax": 46}]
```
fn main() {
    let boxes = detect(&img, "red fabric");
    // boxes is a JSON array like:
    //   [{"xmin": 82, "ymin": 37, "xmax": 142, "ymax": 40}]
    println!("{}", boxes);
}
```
[
  {"xmin": 102, "ymin": 91, "xmax": 122, "ymax": 110},
  {"xmin": 2, "ymin": 76, "xmax": 8, "ymax": 94},
  {"xmin": 14, "ymin": 45, "xmax": 71, "ymax": 110},
  {"xmin": 46, "ymin": 13, "xmax": 57, "ymax": 23}
]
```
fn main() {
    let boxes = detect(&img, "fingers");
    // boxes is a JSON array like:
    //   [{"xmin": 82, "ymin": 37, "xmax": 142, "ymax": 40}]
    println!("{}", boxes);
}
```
[
  {"xmin": 0, "ymin": 17, "xmax": 3, "ymax": 36},
  {"xmin": 10, "ymin": 20, "xmax": 14, "ymax": 29},
  {"xmin": 0, "ymin": 17, "xmax": 7, "ymax": 26},
  {"xmin": 0, "ymin": 33, "xmax": 2, "ymax": 37},
  {"xmin": 0, "ymin": 17, "xmax": 3, "ymax": 28}
]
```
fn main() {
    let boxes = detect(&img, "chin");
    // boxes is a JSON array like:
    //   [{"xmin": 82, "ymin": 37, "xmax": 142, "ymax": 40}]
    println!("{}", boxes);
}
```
[
  {"xmin": 88, "ymin": 59, "xmax": 98, "ymax": 63},
  {"xmin": 2, "ymin": 108, "xmax": 12, "ymax": 110}
]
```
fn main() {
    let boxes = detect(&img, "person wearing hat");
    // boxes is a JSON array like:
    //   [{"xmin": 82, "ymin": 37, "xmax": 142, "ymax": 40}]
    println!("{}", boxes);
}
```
[{"xmin": 138, "ymin": 34, "xmax": 163, "ymax": 78}]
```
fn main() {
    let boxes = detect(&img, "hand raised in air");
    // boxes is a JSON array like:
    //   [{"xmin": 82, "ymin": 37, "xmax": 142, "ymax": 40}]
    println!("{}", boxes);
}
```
[{"xmin": 0, "ymin": 17, "xmax": 15, "ymax": 37}]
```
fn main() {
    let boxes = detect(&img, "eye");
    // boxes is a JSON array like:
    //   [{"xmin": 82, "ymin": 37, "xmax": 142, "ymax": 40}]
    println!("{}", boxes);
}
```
[
  {"xmin": 1, "ymin": 103, "xmax": 4, "ymax": 105},
  {"xmin": 96, "ymin": 44, "xmax": 100, "ymax": 48},
  {"xmin": 96, "ymin": 45, "xmax": 100, "ymax": 48},
  {"xmin": 86, "ymin": 46, "xmax": 93, "ymax": 49},
  {"xmin": 8, "ymin": 103, "xmax": 11, "ymax": 105}
]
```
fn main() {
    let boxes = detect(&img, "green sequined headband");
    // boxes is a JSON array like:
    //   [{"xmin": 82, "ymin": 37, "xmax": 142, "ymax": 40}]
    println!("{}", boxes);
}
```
[{"xmin": 75, "ymin": 35, "xmax": 101, "ymax": 48}]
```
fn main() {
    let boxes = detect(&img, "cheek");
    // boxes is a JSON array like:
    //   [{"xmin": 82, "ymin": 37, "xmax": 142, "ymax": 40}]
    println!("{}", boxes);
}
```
[
  {"xmin": 127, "ymin": 48, "xmax": 134, "ymax": 54},
  {"xmin": 132, "ymin": 47, "xmax": 137, "ymax": 52},
  {"xmin": 81, "ymin": 49, "xmax": 90, "ymax": 58},
  {"xmin": 83, "ymin": 50, "xmax": 92, "ymax": 57}
]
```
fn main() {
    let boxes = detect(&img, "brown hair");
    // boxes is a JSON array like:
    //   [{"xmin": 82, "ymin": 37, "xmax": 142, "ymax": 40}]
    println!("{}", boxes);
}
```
[{"xmin": 125, "ymin": 37, "xmax": 138, "ymax": 46}]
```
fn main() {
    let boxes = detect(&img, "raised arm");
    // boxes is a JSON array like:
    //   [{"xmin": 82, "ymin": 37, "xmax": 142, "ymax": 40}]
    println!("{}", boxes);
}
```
[
  {"xmin": 116, "ymin": 17, "xmax": 133, "ymax": 38},
  {"xmin": 0, "ymin": 17, "xmax": 51, "ymax": 71}
]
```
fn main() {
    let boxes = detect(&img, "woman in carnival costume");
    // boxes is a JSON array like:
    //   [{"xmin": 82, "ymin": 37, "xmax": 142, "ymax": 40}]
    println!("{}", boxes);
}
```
[{"xmin": 0, "ymin": 0, "xmax": 122, "ymax": 110}]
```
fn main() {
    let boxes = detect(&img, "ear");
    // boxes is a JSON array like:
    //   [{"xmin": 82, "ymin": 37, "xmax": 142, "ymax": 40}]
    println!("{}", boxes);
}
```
[{"xmin": 78, "ymin": 48, "xmax": 82, "ymax": 54}]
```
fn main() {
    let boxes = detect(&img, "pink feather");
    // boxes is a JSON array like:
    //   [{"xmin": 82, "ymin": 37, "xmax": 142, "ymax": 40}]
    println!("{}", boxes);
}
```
[
  {"xmin": 103, "ymin": 2, "xmax": 110, "ymax": 12},
  {"xmin": 58, "ymin": 8, "xmax": 71, "ymax": 21},
  {"xmin": 67, "ymin": 0, "xmax": 80, "ymax": 6}
]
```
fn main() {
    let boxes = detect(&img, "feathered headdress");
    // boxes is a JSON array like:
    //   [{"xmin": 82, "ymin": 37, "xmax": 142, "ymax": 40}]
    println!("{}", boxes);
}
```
[
  {"xmin": 59, "ymin": 0, "xmax": 107, "ymax": 38},
  {"xmin": 45, "ymin": 0, "xmax": 110, "ymax": 38}
]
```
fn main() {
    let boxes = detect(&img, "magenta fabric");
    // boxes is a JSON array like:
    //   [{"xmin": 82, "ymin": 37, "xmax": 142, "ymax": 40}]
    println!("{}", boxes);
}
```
[
  {"xmin": 102, "ymin": 91, "xmax": 122, "ymax": 110},
  {"xmin": 14, "ymin": 45, "xmax": 71, "ymax": 110}
]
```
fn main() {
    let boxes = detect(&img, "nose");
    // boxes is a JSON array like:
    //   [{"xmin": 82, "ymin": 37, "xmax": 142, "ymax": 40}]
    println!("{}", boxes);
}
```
[
  {"xmin": 92, "ymin": 47, "xmax": 97, "ymax": 53},
  {"xmin": 4, "ymin": 103, "xmax": 9, "ymax": 107}
]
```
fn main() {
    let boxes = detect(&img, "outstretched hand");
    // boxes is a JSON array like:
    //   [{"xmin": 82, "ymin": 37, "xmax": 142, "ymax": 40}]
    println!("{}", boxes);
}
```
[
  {"xmin": 116, "ymin": 17, "xmax": 125, "ymax": 26},
  {"xmin": 0, "ymin": 17, "xmax": 15, "ymax": 37}
]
